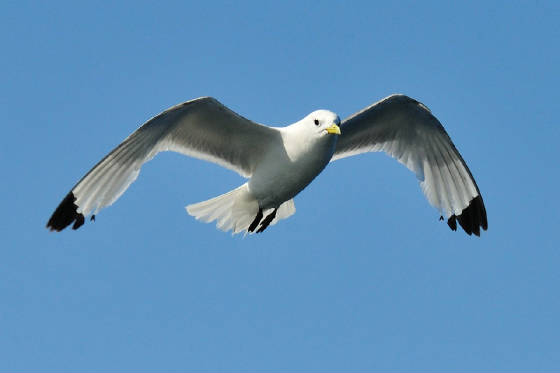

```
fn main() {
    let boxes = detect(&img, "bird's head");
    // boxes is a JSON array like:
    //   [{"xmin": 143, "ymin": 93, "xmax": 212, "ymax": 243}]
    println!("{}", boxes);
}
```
[
  {"xmin": 304, "ymin": 110, "xmax": 341, "ymax": 137},
  {"xmin": 281, "ymin": 110, "xmax": 342, "ymax": 161}
]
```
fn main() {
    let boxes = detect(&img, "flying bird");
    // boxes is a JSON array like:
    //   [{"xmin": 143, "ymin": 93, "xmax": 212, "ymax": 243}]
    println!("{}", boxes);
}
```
[{"xmin": 47, "ymin": 94, "xmax": 487, "ymax": 236}]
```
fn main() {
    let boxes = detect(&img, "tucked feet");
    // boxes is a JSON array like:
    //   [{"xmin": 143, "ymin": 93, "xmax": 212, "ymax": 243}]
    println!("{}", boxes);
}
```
[{"xmin": 257, "ymin": 208, "xmax": 278, "ymax": 233}]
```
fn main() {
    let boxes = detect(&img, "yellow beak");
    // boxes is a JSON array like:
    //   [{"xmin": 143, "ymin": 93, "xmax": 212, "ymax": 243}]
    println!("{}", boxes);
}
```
[{"xmin": 326, "ymin": 123, "xmax": 341, "ymax": 135}]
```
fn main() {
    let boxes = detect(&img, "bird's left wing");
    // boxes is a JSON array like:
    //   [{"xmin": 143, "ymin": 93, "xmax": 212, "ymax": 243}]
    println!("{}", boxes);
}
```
[
  {"xmin": 332, "ymin": 94, "xmax": 487, "ymax": 236},
  {"xmin": 47, "ymin": 97, "xmax": 280, "ymax": 231}
]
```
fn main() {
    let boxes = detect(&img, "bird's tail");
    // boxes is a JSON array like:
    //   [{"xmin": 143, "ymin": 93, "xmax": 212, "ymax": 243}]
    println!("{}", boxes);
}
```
[{"xmin": 185, "ymin": 183, "xmax": 295, "ymax": 234}]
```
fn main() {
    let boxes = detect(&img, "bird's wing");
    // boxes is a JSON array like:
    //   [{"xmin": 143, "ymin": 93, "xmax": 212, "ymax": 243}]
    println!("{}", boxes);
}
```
[
  {"xmin": 47, "ymin": 97, "xmax": 280, "ymax": 231},
  {"xmin": 332, "ymin": 94, "xmax": 487, "ymax": 236}
]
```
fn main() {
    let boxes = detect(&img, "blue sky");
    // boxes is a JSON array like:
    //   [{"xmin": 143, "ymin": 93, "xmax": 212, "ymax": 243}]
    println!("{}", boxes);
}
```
[{"xmin": 2, "ymin": 1, "xmax": 559, "ymax": 371}]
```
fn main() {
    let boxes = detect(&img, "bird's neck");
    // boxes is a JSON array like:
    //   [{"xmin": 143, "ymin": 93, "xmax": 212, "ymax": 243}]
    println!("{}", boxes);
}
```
[{"xmin": 280, "ymin": 126, "xmax": 337, "ymax": 163}]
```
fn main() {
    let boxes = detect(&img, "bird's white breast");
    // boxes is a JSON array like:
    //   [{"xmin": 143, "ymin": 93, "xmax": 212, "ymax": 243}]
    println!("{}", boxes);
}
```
[{"xmin": 248, "ymin": 126, "xmax": 337, "ymax": 208}]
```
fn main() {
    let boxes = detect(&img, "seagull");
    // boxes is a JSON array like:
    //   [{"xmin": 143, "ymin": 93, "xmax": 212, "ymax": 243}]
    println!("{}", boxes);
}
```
[{"xmin": 47, "ymin": 94, "xmax": 487, "ymax": 236}]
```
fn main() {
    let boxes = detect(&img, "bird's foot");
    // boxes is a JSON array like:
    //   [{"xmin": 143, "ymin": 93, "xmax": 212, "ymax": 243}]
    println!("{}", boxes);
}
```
[
  {"xmin": 256, "ymin": 208, "xmax": 277, "ymax": 233},
  {"xmin": 248, "ymin": 208, "xmax": 263, "ymax": 232}
]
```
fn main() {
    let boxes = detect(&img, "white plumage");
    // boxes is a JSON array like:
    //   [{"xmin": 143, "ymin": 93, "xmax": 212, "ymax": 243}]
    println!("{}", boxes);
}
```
[{"xmin": 47, "ymin": 94, "xmax": 487, "ymax": 236}]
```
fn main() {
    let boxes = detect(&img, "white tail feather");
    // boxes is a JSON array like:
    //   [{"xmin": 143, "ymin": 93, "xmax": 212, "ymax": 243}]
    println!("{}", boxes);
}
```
[
  {"xmin": 186, "ymin": 183, "xmax": 296, "ymax": 234},
  {"xmin": 270, "ymin": 198, "xmax": 296, "ymax": 226}
]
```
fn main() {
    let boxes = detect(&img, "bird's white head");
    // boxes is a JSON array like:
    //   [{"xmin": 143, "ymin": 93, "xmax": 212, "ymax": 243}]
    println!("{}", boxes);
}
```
[
  {"xmin": 303, "ymin": 110, "xmax": 342, "ymax": 137},
  {"xmin": 281, "ymin": 110, "xmax": 342, "ymax": 162}
]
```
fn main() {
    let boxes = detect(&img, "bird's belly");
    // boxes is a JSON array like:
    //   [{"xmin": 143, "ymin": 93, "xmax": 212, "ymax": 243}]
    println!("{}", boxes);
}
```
[{"xmin": 248, "ymin": 154, "xmax": 329, "ymax": 208}]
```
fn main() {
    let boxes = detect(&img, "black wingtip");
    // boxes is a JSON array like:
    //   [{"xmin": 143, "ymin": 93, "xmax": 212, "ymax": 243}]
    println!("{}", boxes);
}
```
[
  {"xmin": 46, "ymin": 192, "xmax": 85, "ymax": 232},
  {"xmin": 446, "ymin": 195, "xmax": 487, "ymax": 236},
  {"xmin": 447, "ymin": 215, "xmax": 457, "ymax": 231}
]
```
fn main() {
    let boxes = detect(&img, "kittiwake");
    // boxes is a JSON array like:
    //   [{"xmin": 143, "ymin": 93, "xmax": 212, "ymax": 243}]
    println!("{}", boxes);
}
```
[{"xmin": 47, "ymin": 94, "xmax": 488, "ymax": 236}]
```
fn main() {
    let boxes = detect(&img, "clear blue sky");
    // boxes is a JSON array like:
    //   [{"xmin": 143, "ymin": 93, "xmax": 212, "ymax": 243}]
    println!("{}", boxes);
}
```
[{"xmin": 2, "ymin": 1, "xmax": 559, "ymax": 371}]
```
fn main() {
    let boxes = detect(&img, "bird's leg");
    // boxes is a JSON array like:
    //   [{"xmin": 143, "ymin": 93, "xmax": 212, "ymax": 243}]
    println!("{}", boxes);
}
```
[
  {"xmin": 248, "ymin": 208, "xmax": 263, "ymax": 232},
  {"xmin": 256, "ymin": 208, "xmax": 277, "ymax": 233}
]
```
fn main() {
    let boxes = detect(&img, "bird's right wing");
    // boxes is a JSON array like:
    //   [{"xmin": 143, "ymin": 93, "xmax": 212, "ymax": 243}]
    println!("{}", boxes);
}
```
[
  {"xmin": 332, "ymin": 94, "xmax": 487, "ymax": 236},
  {"xmin": 47, "ymin": 97, "xmax": 280, "ymax": 231}
]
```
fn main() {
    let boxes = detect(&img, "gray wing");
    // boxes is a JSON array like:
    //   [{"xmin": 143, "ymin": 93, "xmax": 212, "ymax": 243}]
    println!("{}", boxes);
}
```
[
  {"xmin": 47, "ymin": 97, "xmax": 279, "ymax": 231},
  {"xmin": 333, "ymin": 94, "xmax": 487, "ymax": 236}
]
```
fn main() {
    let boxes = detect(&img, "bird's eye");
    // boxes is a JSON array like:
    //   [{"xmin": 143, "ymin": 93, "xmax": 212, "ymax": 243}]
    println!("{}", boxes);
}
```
[{"xmin": 314, "ymin": 119, "xmax": 319, "ymax": 126}]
